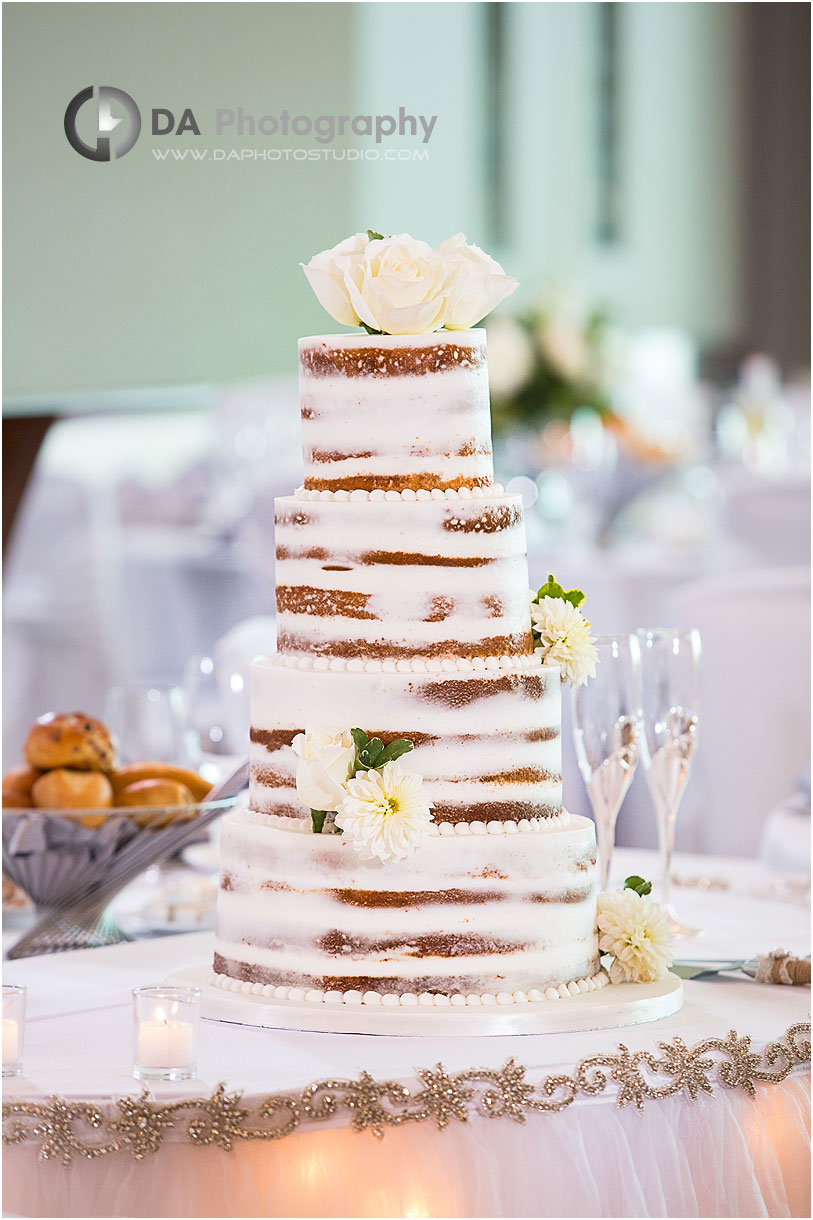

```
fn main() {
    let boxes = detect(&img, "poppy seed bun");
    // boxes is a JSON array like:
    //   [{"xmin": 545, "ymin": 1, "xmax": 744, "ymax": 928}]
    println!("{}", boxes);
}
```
[{"xmin": 25, "ymin": 713, "xmax": 115, "ymax": 772}]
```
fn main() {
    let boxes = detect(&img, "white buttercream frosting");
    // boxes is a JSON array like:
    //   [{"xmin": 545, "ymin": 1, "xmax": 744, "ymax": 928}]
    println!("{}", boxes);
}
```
[
  {"xmin": 207, "ymin": 966, "xmax": 608, "ymax": 1006},
  {"xmin": 293, "ymin": 484, "xmax": 506, "ymax": 501}
]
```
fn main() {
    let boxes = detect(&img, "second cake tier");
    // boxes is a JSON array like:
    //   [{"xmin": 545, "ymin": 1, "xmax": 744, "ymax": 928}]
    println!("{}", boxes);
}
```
[{"xmin": 275, "ymin": 489, "xmax": 534, "ymax": 659}]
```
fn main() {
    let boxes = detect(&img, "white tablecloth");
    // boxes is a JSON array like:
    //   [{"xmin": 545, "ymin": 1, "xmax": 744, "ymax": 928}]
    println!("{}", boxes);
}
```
[{"xmin": 3, "ymin": 850, "xmax": 810, "ymax": 1218}]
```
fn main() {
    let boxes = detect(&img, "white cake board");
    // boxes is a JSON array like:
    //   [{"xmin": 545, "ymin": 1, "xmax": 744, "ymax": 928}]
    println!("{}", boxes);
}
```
[{"xmin": 166, "ymin": 963, "xmax": 683, "ymax": 1037}]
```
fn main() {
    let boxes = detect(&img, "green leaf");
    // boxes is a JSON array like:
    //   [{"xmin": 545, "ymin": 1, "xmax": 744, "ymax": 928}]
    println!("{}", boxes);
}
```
[
  {"xmin": 624, "ymin": 875, "xmax": 652, "ymax": 897},
  {"xmin": 366, "ymin": 229, "xmax": 385, "ymax": 242},
  {"xmin": 311, "ymin": 809, "xmax": 327, "ymax": 834},
  {"xmin": 376, "ymin": 738, "xmax": 414, "ymax": 767},
  {"xmin": 535, "ymin": 572, "xmax": 585, "ymax": 609},
  {"xmin": 358, "ymin": 738, "xmax": 385, "ymax": 770},
  {"xmin": 360, "ymin": 322, "xmax": 384, "ymax": 336},
  {"xmin": 351, "ymin": 728, "xmax": 369, "ymax": 752}
]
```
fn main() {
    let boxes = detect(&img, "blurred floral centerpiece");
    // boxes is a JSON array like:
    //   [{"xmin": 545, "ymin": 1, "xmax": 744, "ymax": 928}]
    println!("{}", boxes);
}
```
[{"xmin": 487, "ymin": 289, "xmax": 619, "ymax": 433}]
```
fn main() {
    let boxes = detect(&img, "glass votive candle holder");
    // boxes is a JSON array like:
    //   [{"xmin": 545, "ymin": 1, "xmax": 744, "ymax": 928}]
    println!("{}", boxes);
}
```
[
  {"xmin": 3, "ymin": 985, "xmax": 26, "ymax": 1078},
  {"xmin": 132, "ymin": 986, "xmax": 201, "ymax": 1082}
]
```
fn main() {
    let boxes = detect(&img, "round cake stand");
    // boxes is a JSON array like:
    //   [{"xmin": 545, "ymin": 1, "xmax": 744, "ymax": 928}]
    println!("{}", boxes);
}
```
[{"xmin": 165, "ymin": 964, "xmax": 683, "ymax": 1037}]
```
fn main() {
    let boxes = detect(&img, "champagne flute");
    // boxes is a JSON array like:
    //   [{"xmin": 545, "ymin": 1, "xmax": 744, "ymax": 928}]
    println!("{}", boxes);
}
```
[
  {"xmin": 571, "ymin": 635, "xmax": 642, "ymax": 892},
  {"xmin": 637, "ymin": 628, "xmax": 703, "ymax": 938}
]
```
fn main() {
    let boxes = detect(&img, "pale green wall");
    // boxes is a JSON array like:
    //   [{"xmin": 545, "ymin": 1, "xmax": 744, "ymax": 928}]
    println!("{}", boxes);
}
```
[
  {"xmin": 500, "ymin": 2, "xmax": 745, "ymax": 342},
  {"xmin": 3, "ymin": 2, "xmax": 357, "ymax": 395},
  {"xmin": 4, "ymin": 2, "xmax": 750, "ymax": 400}
]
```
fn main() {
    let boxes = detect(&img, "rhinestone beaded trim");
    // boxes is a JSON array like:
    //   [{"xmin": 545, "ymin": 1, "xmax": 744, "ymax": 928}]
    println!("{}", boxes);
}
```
[{"xmin": 2, "ymin": 1022, "xmax": 808, "ymax": 1162}]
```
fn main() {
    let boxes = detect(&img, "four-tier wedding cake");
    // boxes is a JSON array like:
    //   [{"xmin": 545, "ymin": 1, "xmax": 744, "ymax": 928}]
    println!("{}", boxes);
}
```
[{"xmin": 213, "ymin": 233, "xmax": 603, "ymax": 1008}]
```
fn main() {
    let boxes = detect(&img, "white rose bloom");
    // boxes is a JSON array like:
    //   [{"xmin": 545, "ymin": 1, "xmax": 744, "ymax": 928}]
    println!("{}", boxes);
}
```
[
  {"xmin": 596, "ymin": 888, "xmax": 673, "ymax": 983},
  {"xmin": 335, "ymin": 762, "xmax": 434, "ymax": 864},
  {"xmin": 291, "ymin": 725, "xmax": 356, "ymax": 812},
  {"xmin": 302, "ymin": 232, "xmax": 518, "ymax": 335},
  {"xmin": 486, "ymin": 316, "xmax": 535, "ymax": 398},
  {"xmin": 530, "ymin": 596, "xmax": 598, "ymax": 687},
  {"xmin": 345, "ymin": 234, "xmax": 449, "ymax": 335},
  {"xmin": 301, "ymin": 232, "xmax": 368, "ymax": 328},
  {"xmin": 303, "ymin": 233, "xmax": 449, "ymax": 335},
  {"xmin": 437, "ymin": 234, "xmax": 518, "ymax": 331}
]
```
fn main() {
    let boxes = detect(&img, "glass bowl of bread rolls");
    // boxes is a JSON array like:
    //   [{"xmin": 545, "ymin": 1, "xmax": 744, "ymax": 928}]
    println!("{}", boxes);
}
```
[{"xmin": 2, "ymin": 712, "xmax": 244, "ymax": 958}]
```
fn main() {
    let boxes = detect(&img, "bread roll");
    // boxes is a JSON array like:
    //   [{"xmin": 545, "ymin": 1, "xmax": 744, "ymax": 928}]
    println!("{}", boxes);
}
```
[
  {"xmin": 110, "ymin": 763, "xmax": 211, "ymax": 803},
  {"xmin": 118, "ymin": 778, "xmax": 195, "ymax": 807},
  {"xmin": 25, "ymin": 713, "xmax": 115, "ymax": 773},
  {"xmin": 3, "ymin": 792, "xmax": 33, "ymax": 808},
  {"xmin": 119, "ymin": 778, "xmax": 197, "ymax": 828},
  {"xmin": 2, "ymin": 765, "xmax": 41, "ymax": 807},
  {"xmin": 31, "ymin": 768, "xmax": 114, "ymax": 810}
]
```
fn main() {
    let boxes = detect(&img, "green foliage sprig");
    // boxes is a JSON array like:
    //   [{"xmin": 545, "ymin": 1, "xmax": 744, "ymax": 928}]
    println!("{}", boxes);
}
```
[
  {"xmin": 350, "ymin": 727, "xmax": 414, "ymax": 772},
  {"xmin": 624, "ymin": 875, "xmax": 653, "ymax": 897},
  {"xmin": 533, "ymin": 573, "xmax": 586, "ymax": 609}
]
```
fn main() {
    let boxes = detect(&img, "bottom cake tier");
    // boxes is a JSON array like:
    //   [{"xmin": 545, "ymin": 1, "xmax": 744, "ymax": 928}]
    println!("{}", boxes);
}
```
[{"xmin": 213, "ymin": 808, "xmax": 599, "ymax": 1000}]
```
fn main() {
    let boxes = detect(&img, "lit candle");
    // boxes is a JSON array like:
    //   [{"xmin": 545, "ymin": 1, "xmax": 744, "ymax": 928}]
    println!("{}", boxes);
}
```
[
  {"xmin": 136, "ymin": 1010, "xmax": 195, "ymax": 1069},
  {"xmin": 2, "ymin": 1018, "xmax": 19, "ymax": 1066},
  {"xmin": 132, "ymin": 986, "xmax": 200, "ymax": 1080}
]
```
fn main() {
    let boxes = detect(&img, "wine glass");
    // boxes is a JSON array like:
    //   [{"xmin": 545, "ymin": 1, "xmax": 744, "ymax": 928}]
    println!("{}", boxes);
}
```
[
  {"xmin": 105, "ymin": 683, "xmax": 195, "ymax": 767},
  {"xmin": 571, "ymin": 635, "xmax": 643, "ymax": 892},
  {"xmin": 637, "ymin": 628, "xmax": 703, "ymax": 938},
  {"xmin": 182, "ymin": 655, "xmax": 249, "ymax": 786}
]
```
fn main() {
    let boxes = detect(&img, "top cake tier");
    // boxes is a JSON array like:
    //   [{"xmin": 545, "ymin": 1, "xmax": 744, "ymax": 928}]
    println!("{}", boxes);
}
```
[{"xmin": 298, "ymin": 330, "xmax": 492, "ymax": 493}]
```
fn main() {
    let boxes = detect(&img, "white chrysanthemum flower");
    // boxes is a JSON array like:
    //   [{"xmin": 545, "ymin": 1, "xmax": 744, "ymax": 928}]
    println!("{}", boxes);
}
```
[
  {"xmin": 335, "ymin": 762, "xmax": 434, "ymax": 864},
  {"xmin": 596, "ymin": 889, "xmax": 673, "ymax": 984},
  {"xmin": 530, "ymin": 596, "xmax": 598, "ymax": 687}
]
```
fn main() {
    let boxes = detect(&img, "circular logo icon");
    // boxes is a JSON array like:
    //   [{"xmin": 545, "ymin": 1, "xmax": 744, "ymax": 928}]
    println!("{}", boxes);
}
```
[{"xmin": 64, "ymin": 86, "xmax": 141, "ymax": 161}]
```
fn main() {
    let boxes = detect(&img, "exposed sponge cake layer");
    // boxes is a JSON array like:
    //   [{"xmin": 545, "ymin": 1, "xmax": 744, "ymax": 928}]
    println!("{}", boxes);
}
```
[
  {"xmin": 274, "ymin": 492, "xmax": 534, "ymax": 659},
  {"xmin": 299, "ymin": 330, "xmax": 492, "ymax": 492}
]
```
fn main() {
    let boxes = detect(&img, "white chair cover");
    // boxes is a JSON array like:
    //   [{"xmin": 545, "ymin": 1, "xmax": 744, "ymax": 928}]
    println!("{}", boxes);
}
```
[
  {"xmin": 720, "ymin": 476, "xmax": 811, "ymax": 567},
  {"xmin": 671, "ymin": 567, "xmax": 810, "ymax": 858}
]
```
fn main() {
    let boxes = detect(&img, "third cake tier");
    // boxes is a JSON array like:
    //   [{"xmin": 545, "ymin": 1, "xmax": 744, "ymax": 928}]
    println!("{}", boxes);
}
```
[{"xmin": 250, "ymin": 654, "xmax": 562, "ymax": 825}]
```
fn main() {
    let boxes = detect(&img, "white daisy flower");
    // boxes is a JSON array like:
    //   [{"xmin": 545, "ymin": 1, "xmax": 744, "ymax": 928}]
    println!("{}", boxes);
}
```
[
  {"xmin": 596, "ymin": 888, "xmax": 673, "ymax": 984},
  {"xmin": 530, "ymin": 595, "xmax": 598, "ymax": 687},
  {"xmin": 335, "ymin": 762, "xmax": 434, "ymax": 864}
]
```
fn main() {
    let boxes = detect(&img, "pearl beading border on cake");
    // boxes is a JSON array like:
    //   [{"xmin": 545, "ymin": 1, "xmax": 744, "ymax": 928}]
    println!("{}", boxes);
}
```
[
  {"xmin": 294, "ymin": 484, "xmax": 506, "ymax": 502},
  {"xmin": 268, "ymin": 651, "xmax": 545, "ymax": 675},
  {"xmin": 242, "ymin": 808, "xmax": 571, "ymax": 835},
  {"xmin": 208, "ymin": 968, "xmax": 609, "ymax": 1008}
]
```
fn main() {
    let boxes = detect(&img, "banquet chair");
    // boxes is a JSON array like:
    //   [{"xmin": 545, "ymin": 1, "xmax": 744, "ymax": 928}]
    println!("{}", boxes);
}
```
[
  {"xmin": 720, "ymin": 476, "xmax": 811, "ymax": 567},
  {"xmin": 670, "ymin": 567, "xmax": 810, "ymax": 858}
]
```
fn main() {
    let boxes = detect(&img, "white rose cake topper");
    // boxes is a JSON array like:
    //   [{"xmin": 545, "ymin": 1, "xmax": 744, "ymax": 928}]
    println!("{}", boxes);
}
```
[{"xmin": 301, "ymin": 229, "xmax": 518, "ymax": 335}]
